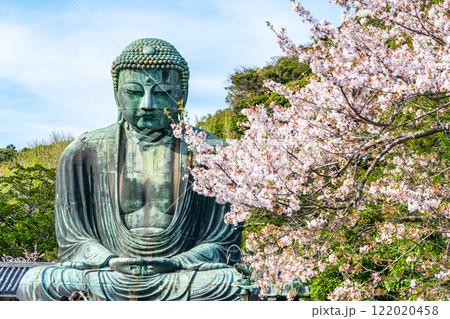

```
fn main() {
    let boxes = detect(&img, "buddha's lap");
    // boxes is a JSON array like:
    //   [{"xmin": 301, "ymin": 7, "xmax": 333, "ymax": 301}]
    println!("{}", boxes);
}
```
[{"xmin": 17, "ymin": 264, "xmax": 240, "ymax": 300}]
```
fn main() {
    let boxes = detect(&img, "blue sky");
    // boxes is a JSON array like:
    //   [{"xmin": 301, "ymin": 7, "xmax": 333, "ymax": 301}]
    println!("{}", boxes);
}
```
[{"xmin": 0, "ymin": 0, "xmax": 342, "ymax": 149}]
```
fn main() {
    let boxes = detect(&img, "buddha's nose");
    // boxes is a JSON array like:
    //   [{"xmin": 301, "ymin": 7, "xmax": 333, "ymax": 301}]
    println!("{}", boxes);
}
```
[{"xmin": 140, "ymin": 91, "xmax": 155, "ymax": 110}]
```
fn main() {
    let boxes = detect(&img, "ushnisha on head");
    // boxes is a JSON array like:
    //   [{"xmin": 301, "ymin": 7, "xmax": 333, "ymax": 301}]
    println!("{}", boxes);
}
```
[
  {"xmin": 112, "ymin": 38, "xmax": 189, "ymax": 131},
  {"xmin": 111, "ymin": 38, "xmax": 189, "ymax": 94}
]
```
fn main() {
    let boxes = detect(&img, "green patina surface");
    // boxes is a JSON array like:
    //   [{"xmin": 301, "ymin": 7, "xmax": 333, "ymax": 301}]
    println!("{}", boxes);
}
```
[{"xmin": 17, "ymin": 38, "xmax": 243, "ymax": 301}]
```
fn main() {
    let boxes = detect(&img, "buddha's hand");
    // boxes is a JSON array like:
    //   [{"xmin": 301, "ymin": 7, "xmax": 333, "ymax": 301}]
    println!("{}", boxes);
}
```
[{"xmin": 109, "ymin": 257, "xmax": 181, "ymax": 276}]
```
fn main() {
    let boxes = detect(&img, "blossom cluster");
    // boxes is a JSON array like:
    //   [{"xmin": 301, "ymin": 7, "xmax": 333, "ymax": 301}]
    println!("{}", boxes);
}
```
[
  {"xmin": 177, "ymin": 0, "xmax": 450, "ymax": 300},
  {"xmin": 1, "ymin": 244, "xmax": 45, "ymax": 262}
]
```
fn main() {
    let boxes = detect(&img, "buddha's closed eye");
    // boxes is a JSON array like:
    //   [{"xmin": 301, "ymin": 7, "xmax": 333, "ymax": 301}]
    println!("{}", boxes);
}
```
[{"xmin": 125, "ymin": 89, "xmax": 144, "ymax": 95}]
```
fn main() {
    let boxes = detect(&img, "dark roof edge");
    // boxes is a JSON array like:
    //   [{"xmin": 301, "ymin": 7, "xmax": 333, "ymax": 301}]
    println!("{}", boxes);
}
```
[{"xmin": 0, "ymin": 262, "xmax": 57, "ymax": 268}]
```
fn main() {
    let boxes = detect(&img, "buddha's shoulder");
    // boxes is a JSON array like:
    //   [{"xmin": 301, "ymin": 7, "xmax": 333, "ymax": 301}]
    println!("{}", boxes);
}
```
[
  {"xmin": 80, "ymin": 123, "xmax": 120, "ymax": 141},
  {"xmin": 61, "ymin": 124, "xmax": 119, "ymax": 155}
]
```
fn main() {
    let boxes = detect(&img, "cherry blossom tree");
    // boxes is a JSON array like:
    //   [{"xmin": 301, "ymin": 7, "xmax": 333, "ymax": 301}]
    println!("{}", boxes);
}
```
[
  {"xmin": 174, "ymin": 0, "xmax": 450, "ymax": 300},
  {"xmin": 1, "ymin": 244, "xmax": 45, "ymax": 262}
]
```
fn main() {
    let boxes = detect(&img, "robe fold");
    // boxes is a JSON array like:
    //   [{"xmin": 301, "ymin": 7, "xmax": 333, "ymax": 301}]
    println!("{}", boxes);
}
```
[{"xmin": 17, "ymin": 123, "xmax": 242, "ymax": 301}]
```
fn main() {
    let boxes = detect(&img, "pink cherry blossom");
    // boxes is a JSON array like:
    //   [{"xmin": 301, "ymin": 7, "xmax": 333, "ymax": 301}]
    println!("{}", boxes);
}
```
[{"xmin": 176, "ymin": 0, "xmax": 450, "ymax": 300}]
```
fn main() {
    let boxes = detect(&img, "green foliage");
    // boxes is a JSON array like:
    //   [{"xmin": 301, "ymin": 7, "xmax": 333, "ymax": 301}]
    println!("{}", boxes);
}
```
[
  {"xmin": 226, "ymin": 56, "xmax": 310, "ymax": 113},
  {"xmin": 263, "ymin": 55, "xmax": 312, "ymax": 86},
  {"xmin": 314, "ymin": 129, "xmax": 450, "ymax": 300},
  {"xmin": 309, "ymin": 266, "xmax": 343, "ymax": 301},
  {"xmin": 438, "ymin": 131, "xmax": 450, "ymax": 163},
  {"xmin": 196, "ymin": 56, "xmax": 311, "ymax": 139},
  {"xmin": 196, "ymin": 109, "xmax": 236, "ymax": 140},
  {"xmin": 0, "ymin": 148, "xmax": 16, "ymax": 163},
  {"xmin": 0, "ymin": 131, "xmax": 74, "ymax": 261},
  {"xmin": 0, "ymin": 164, "xmax": 58, "ymax": 261},
  {"xmin": 12, "ymin": 131, "xmax": 74, "ymax": 168}
]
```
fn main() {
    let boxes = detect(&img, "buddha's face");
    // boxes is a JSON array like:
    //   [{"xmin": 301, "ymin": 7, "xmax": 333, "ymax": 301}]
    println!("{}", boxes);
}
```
[{"xmin": 117, "ymin": 69, "xmax": 184, "ymax": 131}]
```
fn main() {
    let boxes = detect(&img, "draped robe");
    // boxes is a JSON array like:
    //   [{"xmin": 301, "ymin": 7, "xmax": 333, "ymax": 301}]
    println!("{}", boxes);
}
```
[{"xmin": 17, "ymin": 123, "xmax": 242, "ymax": 301}]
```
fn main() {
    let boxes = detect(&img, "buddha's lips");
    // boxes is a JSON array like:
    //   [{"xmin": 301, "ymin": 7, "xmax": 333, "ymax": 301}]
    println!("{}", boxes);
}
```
[
  {"xmin": 139, "ymin": 113, "xmax": 156, "ymax": 118},
  {"xmin": 137, "ymin": 110, "xmax": 165, "ymax": 118}
]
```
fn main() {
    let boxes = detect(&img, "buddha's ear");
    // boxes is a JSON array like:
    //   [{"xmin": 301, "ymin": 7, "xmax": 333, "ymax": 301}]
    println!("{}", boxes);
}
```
[
  {"xmin": 114, "ymin": 89, "xmax": 125, "ymax": 125},
  {"xmin": 182, "ymin": 88, "xmax": 188, "ymax": 108}
]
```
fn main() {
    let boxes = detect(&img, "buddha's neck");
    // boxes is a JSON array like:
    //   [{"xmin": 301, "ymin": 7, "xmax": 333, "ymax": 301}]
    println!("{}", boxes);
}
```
[{"xmin": 125, "ymin": 123, "xmax": 174, "ymax": 146}]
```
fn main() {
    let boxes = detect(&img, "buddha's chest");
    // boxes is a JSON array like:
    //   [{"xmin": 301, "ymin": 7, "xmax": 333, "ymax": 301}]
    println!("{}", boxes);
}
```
[{"xmin": 118, "ymin": 141, "xmax": 179, "ymax": 235}]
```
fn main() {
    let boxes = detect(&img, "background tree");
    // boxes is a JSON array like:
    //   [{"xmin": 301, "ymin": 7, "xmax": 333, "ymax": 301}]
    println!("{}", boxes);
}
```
[
  {"xmin": 12, "ymin": 131, "xmax": 73, "ymax": 168},
  {"xmin": 196, "ymin": 56, "xmax": 310, "ymax": 139},
  {"xmin": 0, "ymin": 164, "xmax": 58, "ymax": 260},
  {"xmin": 0, "ymin": 131, "xmax": 74, "ymax": 261},
  {"xmin": 176, "ymin": 0, "xmax": 450, "ymax": 300},
  {"xmin": 0, "ymin": 146, "xmax": 17, "ymax": 164}
]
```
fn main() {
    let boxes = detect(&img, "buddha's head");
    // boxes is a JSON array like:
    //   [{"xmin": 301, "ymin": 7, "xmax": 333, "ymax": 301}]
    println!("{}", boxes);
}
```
[{"xmin": 111, "ymin": 38, "xmax": 189, "ymax": 132}]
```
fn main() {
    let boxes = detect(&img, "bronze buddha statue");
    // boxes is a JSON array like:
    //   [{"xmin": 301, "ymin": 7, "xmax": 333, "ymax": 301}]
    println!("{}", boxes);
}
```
[{"xmin": 17, "ymin": 38, "xmax": 242, "ymax": 301}]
